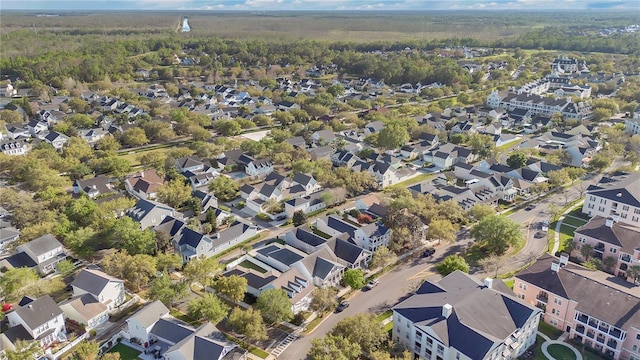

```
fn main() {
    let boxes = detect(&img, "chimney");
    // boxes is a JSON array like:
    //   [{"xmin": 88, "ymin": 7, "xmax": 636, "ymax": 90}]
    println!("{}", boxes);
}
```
[
  {"xmin": 483, "ymin": 278, "xmax": 493, "ymax": 289},
  {"xmin": 559, "ymin": 253, "xmax": 569, "ymax": 266},
  {"xmin": 551, "ymin": 261, "xmax": 560, "ymax": 273},
  {"xmin": 605, "ymin": 218, "xmax": 615, "ymax": 228},
  {"xmin": 442, "ymin": 303, "xmax": 453, "ymax": 318}
]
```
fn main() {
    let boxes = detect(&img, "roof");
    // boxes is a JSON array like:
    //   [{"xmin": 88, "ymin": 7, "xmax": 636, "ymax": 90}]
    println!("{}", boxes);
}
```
[
  {"xmin": 292, "ymin": 173, "xmax": 314, "ymax": 187},
  {"xmin": 125, "ymin": 169, "xmax": 164, "ymax": 195},
  {"xmin": 2, "ymin": 252, "xmax": 37, "ymax": 269},
  {"xmin": 394, "ymin": 271, "xmax": 539, "ymax": 359},
  {"xmin": 516, "ymin": 254, "xmax": 640, "ymax": 331},
  {"xmin": 59, "ymin": 294, "xmax": 108, "ymax": 322},
  {"xmin": 155, "ymin": 216, "xmax": 186, "ymax": 238},
  {"xmin": 165, "ymin": 322, "xmax": 235, "ymax": 360},
  {"xmin": 151, "ymin": 318, "xmax": 195, "ymax": 344},
  {"xmin": 71, "ymin": 268, "xmax": 123, "ymax": 297},
  {"xmin": 224, "ymin": 268, "xmax": 277, "ymax": 291},
  {"xmin": 19, "ymin": 234, "xmax": 63, "ymax": 257},
  {"xmin": 574, "ymin": 216, "xmax": 640, "ymax": 257},
  {"xmin": 586, "ymin": 172, "xmax": 640, "ymax": 208},
  {"xmin": 291, "ymin": 226, "xmax": 327, "ymax": 248},
  {"xmin": 215, "ymin": 221, "xmax": 255, "ymax": 245},
  {"xmin": 128, "ymin": 199, "xmax": 173, "ymax": 222},
  {"xmin": 10, "ymin": 295, "xmax": 63, "ymax": 330},
  {"xmin": 74, "ymin": 175, "xmax": 112, "ymax": 195},
  {"xmin": 178, "ymin": 227, "xmax": 208, "ymax": 248},
  {"xmin": 128, "ymin": 300, "xmax": 170, "ymax": 329},
  {"xmin": 325, "ymin": 237, "xmax": 368, "ymax": 265},
  {"xmin": 300, "ymin": 247, "xmax": 344, "ymax": 280}
]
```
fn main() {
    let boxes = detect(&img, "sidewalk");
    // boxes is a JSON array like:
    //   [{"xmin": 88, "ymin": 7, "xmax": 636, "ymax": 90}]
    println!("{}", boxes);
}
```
[{"xmin": 551, "ymin": 200, "xmax": 584, "ymax": 254}]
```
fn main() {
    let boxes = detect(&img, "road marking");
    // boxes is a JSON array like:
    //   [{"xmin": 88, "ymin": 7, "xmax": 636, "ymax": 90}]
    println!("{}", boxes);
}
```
[{"xmin": 407, "ymin": 268, "xmax": 435, "ymax": 281}]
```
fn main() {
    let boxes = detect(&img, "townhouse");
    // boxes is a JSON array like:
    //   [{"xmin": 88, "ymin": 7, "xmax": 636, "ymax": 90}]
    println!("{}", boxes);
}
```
[{"xmin": 582, "ymin": 172, "xmax": 640, "ymax": 226}]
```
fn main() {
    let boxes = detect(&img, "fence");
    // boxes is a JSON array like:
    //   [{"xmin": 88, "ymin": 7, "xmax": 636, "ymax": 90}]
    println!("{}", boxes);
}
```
[{"xmin": 47, "ymin": 332, "xmax": 90, "ymax": 360}]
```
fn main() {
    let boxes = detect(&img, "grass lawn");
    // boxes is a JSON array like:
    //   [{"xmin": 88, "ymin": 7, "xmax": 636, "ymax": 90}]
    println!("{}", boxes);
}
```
[
  {"xmin": 561, "ymin": 216, "xmax": 588, "ymax": 228},
  {"xmin": 238, "ymin": 260, "xmax": 267, "ymax": 273},
  {"xmin": 503, "ymin": 279, "xmax": 515, "ymax": 289},
  {"xmin": 547, "ymin": 344, "xmax": 576, "ymax": 360},
  {"xmin": 392, "ymin": 172, "xmax": 433, "ymax": 188},
  {"xmin": 119, "ymin": 146, "xmax": 192, "ymax": 167},
  {"xmin": 107, "ymin": 344, "xmax": 141, "ymax": 360},
  {"xmin": 538, "ymin": 322, "xmax": 563, "ymax": 340},
  {"xmin": 375, "ymin": 310, "xmax": 393, "ymax": 323},
  {"xmin": 304, "ymin": 314, "xmax": 326, "ymax": 334},
  {"xmin": 169, "ymin": 309, "xmax": 202, "ymax": 327}
]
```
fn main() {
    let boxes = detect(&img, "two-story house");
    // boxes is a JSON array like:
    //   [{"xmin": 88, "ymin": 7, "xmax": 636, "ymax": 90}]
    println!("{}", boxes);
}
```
[
  {"xmin": 515, "ymin": 254, "xmax": 640, "ymax": 360},
  {"xmin": 1, "ymin": 234, "xmax": 67, "ymax": 275},
  {"xmin": 5, "ymin": 295, "xmax": 66, "ymax": 348},
  {"xmin": 72, "ymin": 175, "xmax": 115, "ymax": 198},
  {"xmin": 43, "ymin": 131, "xmax": 69, "ymax": 150},
  {"xmin": 174, "ymin": 221, "xmax": 257, "ymax": 263},
  {"xmin": 314, "ymin": 215, "xmax": 390, "ymax": 252},
  {"xmin": 582, "ymin": 172, "xmax": 640, "ymax": 226},
  {"xmin": 128, "ymin": 199, "xmax": 176, "ymax": 230},
  {"xmin": 393, "ymin": 271, "xmax": 540, "ymax": 360},
  {"xmin": 124, "ymin": 169, "xmax": 165, "ymax": 200},
  {"xmin": 71, "ymin": 268, "xmax": 126, "ymax": 311}
]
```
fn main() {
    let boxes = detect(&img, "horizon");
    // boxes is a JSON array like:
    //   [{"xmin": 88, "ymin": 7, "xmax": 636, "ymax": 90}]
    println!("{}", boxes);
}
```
[{"xmin": 1, "ymin": 0, "xmax": 638, "ymax": 11}]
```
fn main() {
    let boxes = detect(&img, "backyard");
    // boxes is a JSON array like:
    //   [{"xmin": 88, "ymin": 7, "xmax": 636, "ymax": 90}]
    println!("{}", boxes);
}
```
[{"xmin": 107, "ymin": 343, "xmax": 141, "ymax": 360}]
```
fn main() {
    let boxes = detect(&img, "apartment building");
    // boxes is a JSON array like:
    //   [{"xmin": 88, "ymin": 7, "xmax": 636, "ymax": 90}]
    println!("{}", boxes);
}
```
[{"xmin": 582, "ymin": 172, "xmax": 640, "ymax": 226}]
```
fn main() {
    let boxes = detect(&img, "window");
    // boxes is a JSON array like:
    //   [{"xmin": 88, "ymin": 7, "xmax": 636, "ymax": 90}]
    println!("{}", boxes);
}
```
[
  {"xmin": 622, "ymin": 213, "xmax": 628, "ymax": 219},
  {"xmin": 635, "ymin": 209, "xmax": 640, "ymax": 214},
  {"xmin": 623, "ymin": 205, "xmax": 629, "ymax": 211},
  {"xmin": 554, "ymin": 298, "xmax": 562, "ymax": 305},
  {"xmin": 633, "ymin": 216, "xmax": 639, "ymax": 222},
  {"xmin": 550, "ymin": 318, "xmax": 558, "ymax": 326},
  {"xmin": 552, "ymin": 309, "xmax": 561, "ymax": 316},
  {"xmin": 518, "ymin": 293, "xmax": 525, "ymax": 299},
  {"xmin": 579, "ymin": 237, "xmax": 586, "ymax": 243},
  {"xmin": 519, "ymin": 283, "xmax": 527, "ymax": 290},
  {"xmin": 610, "ymin": 248, "xmax": 617, "ymax": 253},
  {"xmin": 637, "ymin": 333, "xmax": 640, "ymax": 340}
]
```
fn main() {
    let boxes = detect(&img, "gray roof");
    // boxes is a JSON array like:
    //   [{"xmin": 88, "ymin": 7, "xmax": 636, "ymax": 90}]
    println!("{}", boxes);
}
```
[
  {"xmin": 394, "ymin": 271, "xmax": 539, "ymax": 359},
  {"xmin": 166, "ymin": 322, "xmax": 235, "ymax": 360},
  {"xmin": 178, "ymin": 227, "xmax": 207, "ymax": 248},
  {"xmin": 71, "ymin": 268, "xmax": 123, "ymax": 297},
  {"xmin": 214, "ymin": 221, "xmax": 255, "ymax": 246},
  {"xmin": 586, "ymin": 172, "xmax": 640, "ymax": 208},
  {"xmin": 11, "ymin": 295, "xmax": 62, "ymax": 330},
  {"xmin": 325, "ymin": 237, "xmax": 367, "ymax": 265},
  {"xmin": 128, "ymin": 300, "xmax": 170, "ymax": 329},
  {"xmin": 151, "ymin": 318, "xmax": 195, "ymax": 344},
  {"xmin": 155, "ymin": 216, "xmax": 186, "ymax": 238},
  {"xmin": 20, "ymin": 234, "xmax": 62, "ymax": 257}
]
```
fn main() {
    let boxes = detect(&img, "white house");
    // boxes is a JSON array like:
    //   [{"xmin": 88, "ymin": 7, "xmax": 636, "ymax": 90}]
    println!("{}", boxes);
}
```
[
  {"xmin": 71, "ymin": 268, "xmax": 126, "ymax": 312},
  {"xmin": 315, "ymin": 215, "xmax": 390, "ymax": 252},
  {"xmin": 5, "ymin": 295, "xmax": 66, "ymax": 348},
  {"xmin": 4, "ymin": 234, "xmax": 68, "ymax": 275}
]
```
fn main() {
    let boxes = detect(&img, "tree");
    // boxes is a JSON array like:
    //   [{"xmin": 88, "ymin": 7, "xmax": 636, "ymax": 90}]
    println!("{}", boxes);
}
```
[
  {"xmin": 55, "ymin": 259, "xmax": 75, "ymax": 275},
  {"xmin": 436, "ymin": 255, "xmax": 470, "ymax": 276},
  {"xmin": 183, "ymin": 256, "xmax": 219, "ymax": 287},
  {"xmin": 331, "ymin": 313, "xmax": 387, "ymax": 354},
  {"xmin": 0, "ymin": 268, "xmax": 39, "ymax": 301},
  {"xmin": 478, "ymin": 254, "xmax": 507, "ymax": 278},
  {"xmin": 155, "ymin": 252, "xmax": 182, "ymax": 273},
  {"xmin": 120, "ymin": 127, "xmax": 149, "ymax": 147},
  {"xmin": 580, "ymin": 244, "xmax": 594, "ymax": 261},
  {"xmin": 214, "ymin": 119, "xmax": 242, "ymax": 136},
  {"xmin": 602, "ymin": 256, "xmax": 616, "ymax": 273},
  {"xmin": 187, "ymin": 293, "xmax": 229, "ymax": 324},
  {"xmin": 626, "ymin": 265, "xmax": 640, "ymax": 285},
  {"xmin": 470, "ymin": 215, "xmax": 523, "ymax": 255},
  {"xmin": 309, "ymin": 287, "xmax": 338, "ymax": 314},
  {"xmin": 157, "ymin": 179, "xmax": 192, "ymax": 208},
  {"xmin": 547, "ymin": 169, "xmax": 570, "ymax": 188},
  {"xmin": 468, "ymin": 133, "xmax": 496, "ymax": 159},
  {"xmin": 468, "ymin": 204, "xmax": 495, "ymax": 222},
  {"xmin": 342, "ymin": 268, "xmax": 366, "ymax": 289},
  {"xmin": 101, "ymin": 353, "xmax": 122, "ymax": 360},
  {"xmin": 255, "ymin": 288, "xmax": 294, "ymax": 324},
  {"xmin": 214, "ymin": 275, "xmax": 248, "ymax": 303},
  {"xmin": 589, "ymin": 153, "xmax": 611, "ymax": 173},
  {"xmin": 549, "ymin": 203, "xmax": 563, "ymax": 222},
  {"xmin": 149, "ymin": 273, "xmax": 188, "ymax": 306},
  {"xmin": 102, "ymin": 252, "xmax": 157, "ymax": 292},
  {"xmin": 377, "ymin": 124, "xmax": 409, "ymax": 150},
  {"xmin": 566, "ymin": 167, "xmax": 586, "ymax": 183},
  {"xmin": 70, "ymin": 341, "xmax": 99, "ymax": 360},
  {"xmin": 227, "ymin": 307, "xmax": 268, "ymax": 341},
  {"xmin": 208, "ymin": 176, "xmax": 239, "ymax": 202},
  {"xmin": 506, "ymin": 152, "xmax": 527, "ymax": 169},
  {"xmin": 426, "ymin": 219, "xmax": 458, "ymax": 244},
  {"xmin": 308, "ymin": 335, "xmax": 362, "ymax": 360},
  {"xmin": 67, "ymin": 114, "xmax": 95, "ymax": 128},
  {"xmin": 369, "ymin": 246, "xmax": 397, "ymax": 269},
  {"xmin": 292, "ymin": 210, "xmax": 307, "ymax": 226},
  {"xmin": 105, "ymin": 217, "xmax": 156, "ymax": 255},
  {"xmin": 6, "ymin": 340, "xmax": 41, "ymax": 360}
]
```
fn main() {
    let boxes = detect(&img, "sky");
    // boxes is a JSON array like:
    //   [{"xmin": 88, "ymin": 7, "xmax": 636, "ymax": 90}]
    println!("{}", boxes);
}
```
[{"xmin": 1, "ymin": 0, "xmax": 638, "ymax": 11}]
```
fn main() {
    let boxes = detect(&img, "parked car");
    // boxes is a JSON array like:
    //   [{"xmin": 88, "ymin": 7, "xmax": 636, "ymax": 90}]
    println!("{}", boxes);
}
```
[
  {"xmin": 365, "ymin": 279, "xmax": 379, "ymax": 290},
  {"xmin": 422, "ymin": 248, "xmax": 436, "ymax": 257},
  {"xmin": 525, "ymin": 204, "xmax": 536, "ymax": 211},
  {"xmin": 335, "ymin": 301, "xmax": 350, "ymax": 313}
]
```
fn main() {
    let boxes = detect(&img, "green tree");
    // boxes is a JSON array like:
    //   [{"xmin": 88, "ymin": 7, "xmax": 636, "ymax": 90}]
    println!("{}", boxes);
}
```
[
  {"xmin": 470, "ymin": 215, "xmax": 523, "ymax": 255},
  {"xmin": 580, "ymin": 244, "xmax": 594, "ymax": 261},
  {"xmin": 308, "ymin": 335, "xmax": 362, "ymax": 360},
  {"xmin": 377, "ymin": 124, "xmax": 409, "ymax": 150},
  {"xmin": 426, "ymin": 219, "xmax": 458, "ymax": 244},
  {"xmin": 106, "ymin": 217, "xmax": 156, "ymax": 255},
  {"xmin": 255, "ymin": 288, "xmax": 294, "ymax": 324},
  {"xmin": 155, "ymin": 252, "xmax": 183, "ymax": 273},
  {"xmin": 183, "ymin": 256, "xmax": 219, "ymax": 287},
  {"xmin": 214, "ymin": 275, "xmax": 248, "ymax": 303},
  {"xmin": 566, "ymin": 167, "xmax": 586, "ymax": 183},
  {"xmin": 602, "ymin": 256, "xmax": 617, "ymax": 273},
  {"xmin": 55, "ymin": 259, "xmax": 75, "ymax": 275},
  {"xmin": 436, "ymin": 255, "xmax": 470, "ymax": 276},
  {"xmin": 149, "ymin": 273, "xmax": 188, "ymax": 306},
  {"xmin": 120, "ymin": 127, "xmax": 149, "ymax": 147},
  {"xmin": 626, "ymin": 265, "xmax": 640, "ymax": 284},
  {"xmin": 468, "ymin": 133, "xmax": 496, "ymax": 159},
  {"xmin": 342, "ymin": 268, "xmax": 366, "ymax": 289},
  {"xmin": 547, "ymin": 169, "xmax": 570, "ymax": 188},
  {"xmin": 468, "ymin": 204, "xmax": 495, "ymax": 222},
  {"xmin": 369, "ymin": 246, "xmax": 397, "ymax": 269},
  {"xmin": 506, "ymin": 152, "xmax": 527, "ymax": 169},
  {"xmin": 292, "ymin": 210, "xmax": 307, "ymax": 226},
  {"xmin": 208, "ymin": 176, "xmax": 239, "ymax": 202},
  {"xmin": 0, "ymin": 268, "xmax": 39, "ymax": 301},
  {"xmin": 227, "ymin": 307, "xmax": 268, "ymax": 341},
  {"xmin": 70, "ymin": 341, "xmax": 99, "ymax": 360},
  {"xmin": 6, "ymin": 340, "xmax": 41, "ymax": 360},
  {"xmin": 157, "ymin": 179, "xmax": 192, "ymax": 208},
  {"xmin": 95, "ymin": 135, "xmax": 121, "ymax": 151},
  {"xmin": 67, "ymin": 114, "xmax": 95, "ymax": 128},
  {"xmin": 309, "ymin": 287, "xmax": 338, "ymax": 314},
  {"xmin": 187, "ymin": 293, "xmax": 229, "ymax": 324},
  {"xmin": 214, "ymin": 119, "xmax": 242, "ymax": 136},
  {"xmin": 478, "ymin": 254, "xmax": 507, "ymax": 278},
  {"xmin": 589, "ymin": 153, "xmax": 611, "ymax": 173},
  {"xmin": 331, "ymin": 313, "xmax": 387, "ymax": 354}
]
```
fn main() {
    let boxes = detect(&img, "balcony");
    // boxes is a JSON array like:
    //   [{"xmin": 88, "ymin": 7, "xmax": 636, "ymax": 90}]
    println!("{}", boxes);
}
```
[
  {"xmin": 596, "ymin": 335, "xmax": 605, "ymax": 344},
  {"xmin": 620, "ymin": 254, "xmax": 631, "ymax": 263},
  {"xmin": 575, "ymin": 325, "xmax": 585, "ymax": 334},
  {"xmin": 586, "ymin": 331, "xmax": 595, "ymax": 339},
  {"xmin": 576, "ymin": 314, "xmax": 589, "ymax": 323},
  {"xmin": 594, "ymin": 243, "xmax": 605, "ymax": 252},
  {"xmin": 536, "ymin": 293, "xmax": 549, "ymax": 303},
  {"xmin": 607, "ymin": 339, "xmax": 618, "ymax": 349},
  {"xmin": 589, "ymin": 319, "xmax": 598, "ymax": 328},
  {"xmin": 609, "ymin": 328, "xmax": 623, "ymax": 339},
  {"xmin": 535, "ymin": 303, "xmax": 546, "ymax": 312}
]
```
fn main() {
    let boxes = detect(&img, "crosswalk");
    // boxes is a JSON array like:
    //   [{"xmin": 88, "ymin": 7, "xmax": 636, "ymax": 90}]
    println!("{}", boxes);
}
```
[{"xmin": 271, "ymin": 333, "xmax": 298, "ymax": 358}]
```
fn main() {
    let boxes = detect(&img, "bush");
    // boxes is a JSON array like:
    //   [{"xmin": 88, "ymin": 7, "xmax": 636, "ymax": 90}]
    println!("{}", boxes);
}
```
[
  {"xmin": 357, "ymin": 214, "xmax": 373, "ymax": 224},
  {"xmin": 256, "ymin": 213, "xmax": 270, "ymax": 221},
  {"xmin": 219, "ymin": 205, "xmax": 230, "ymax": 212},
  {"xmin": 237, "ymin": 201, "xmax": 245, "ymax": 209},
  {"xmin": 291, "ymin": 312, "xmax": 307, "ymax": 326}
]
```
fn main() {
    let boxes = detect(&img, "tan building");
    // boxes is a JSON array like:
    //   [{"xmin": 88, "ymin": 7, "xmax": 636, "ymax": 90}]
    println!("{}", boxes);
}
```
[{"xmin": 515, "ymin": 254, "xmax": 640, "ymax": 359}]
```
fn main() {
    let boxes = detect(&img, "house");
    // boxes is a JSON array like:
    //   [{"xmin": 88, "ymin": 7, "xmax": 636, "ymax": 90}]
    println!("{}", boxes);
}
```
[
  {"xmin": 126, "ymin": 300, "xmax": 171, "ymax": 344},
  {"xmin": 72, "ymin": 175, "xmax": 115, "ymax": 198},
  {"xmin": 582, "ymin": 172, "xmax": 640, "ymax": 226},
  {"xmin": 193, "ymin": 190, "xmax": 219, "ymax": 213},
  {"xmin": 284, "ymin": 136, "xmax": 306, "ymax": 149},
  {"xmin": 163, "ymin": 322, "xmax": 239, "ymax": 360},
  {"xmin": 128, "ymin": 199, "xmax": 175, "ymax": 230},
  {"xmin": 514, "ymin": 254, "xmax": 640, "ymax": 359},
  {"xmin": 237, "ymin": 154, "xmax": 273, "ymax": 177},
  {"xmin": 284, "ymin": 192, "xmax": 326, "ymax": 218},
  {"xmin": 265, "ymin": 268, "xmax": 314, "ymax": 314},
  {"xmin": 278, "ymin": 101, "xmax": 300, "ymax": 111},
  {"xmin": 124, "ymin": 169, "xmax": 165, "ymax": 200},
  {"xmin": 291, "ymin": 173, "xmax": 321, "ymax": 195},
  {"xmin": 43, "ymin": 131, "xmax": 69, "ymax": 150},
  {"xmin": 308, "ymin": 145, "xmax": 333, "ymax": 161},
  {"xmin": 1, "ymin": 234, "xmax": 67, "ymax": 275},
  {"xmin": 28, "ymin": 120, "xmax": 48, "ymax": 137},
  {"xmin": 625, "ymin": 116, "xmax": 640, "ymax": 136},
  {"xmin": 393, "ymin": 271, "xmax": 540, "ymax": 360},
  {"xmin": 572, "ymin": 216, "xmax": 640, "ymax": 280},
  {"xmin": 71, "ymin": 268, "xmax": 126, "ymax": 311},
  {"xmin": 59, "ymin": 294, "xmax": 109, "ymax": 330},
  {"xmin": 0, "ymin": 222, "xmax": 20, "ymax": 250},
  {"xmin": 5, "ymin": 295, "xmax": 66, "ymax": 348},
  {"xmin": 174, "ymin": 221, "xmax": 257, "ymax": 262},
  {"xmin": 315, "ymin": 215, "xmax": 390, "ymax": 252},
  {"xmin": 311, "ymin": 130, "xmax": 336, "ymax": 144},
  {"xmin": 355, "ymin": 194, "xmax": 381, "ymax": 212},
  {"xmin": 369, "ymin": 161, "xmax": 400, "ymax": 188},
  {"xmin": 4, "ymin": 123, "xmax": 29, "ymax": 139},
  {"xmin": 0, "ymin": 139, "xmax": 28, "ymax": 155}
]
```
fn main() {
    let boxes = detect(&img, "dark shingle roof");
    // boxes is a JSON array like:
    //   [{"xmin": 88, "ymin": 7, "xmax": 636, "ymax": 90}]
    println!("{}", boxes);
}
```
[
  {"xmin": 11, "ymin": 295, "xmax": 62, "ymax": 330},
  {"xmin": 71, "ymin": 268, "xmax": 122, "ymax": 297},
  {"xmin": 151, "ymin": 318, "xmax": 195, "ymax": 344},
  {"xmin": 19, "ymin": 234, "xmax": 62, "ymax": 257},
  {"xmin": 574, "ymin": 216, "xmax": 640, "ymax": 254}
]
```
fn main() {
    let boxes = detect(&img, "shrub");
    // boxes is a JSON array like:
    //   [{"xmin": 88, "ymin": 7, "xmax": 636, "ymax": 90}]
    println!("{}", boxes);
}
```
[{"xmin": 357, "ymin": 214, "xmax": 373, "ymax": 224}]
